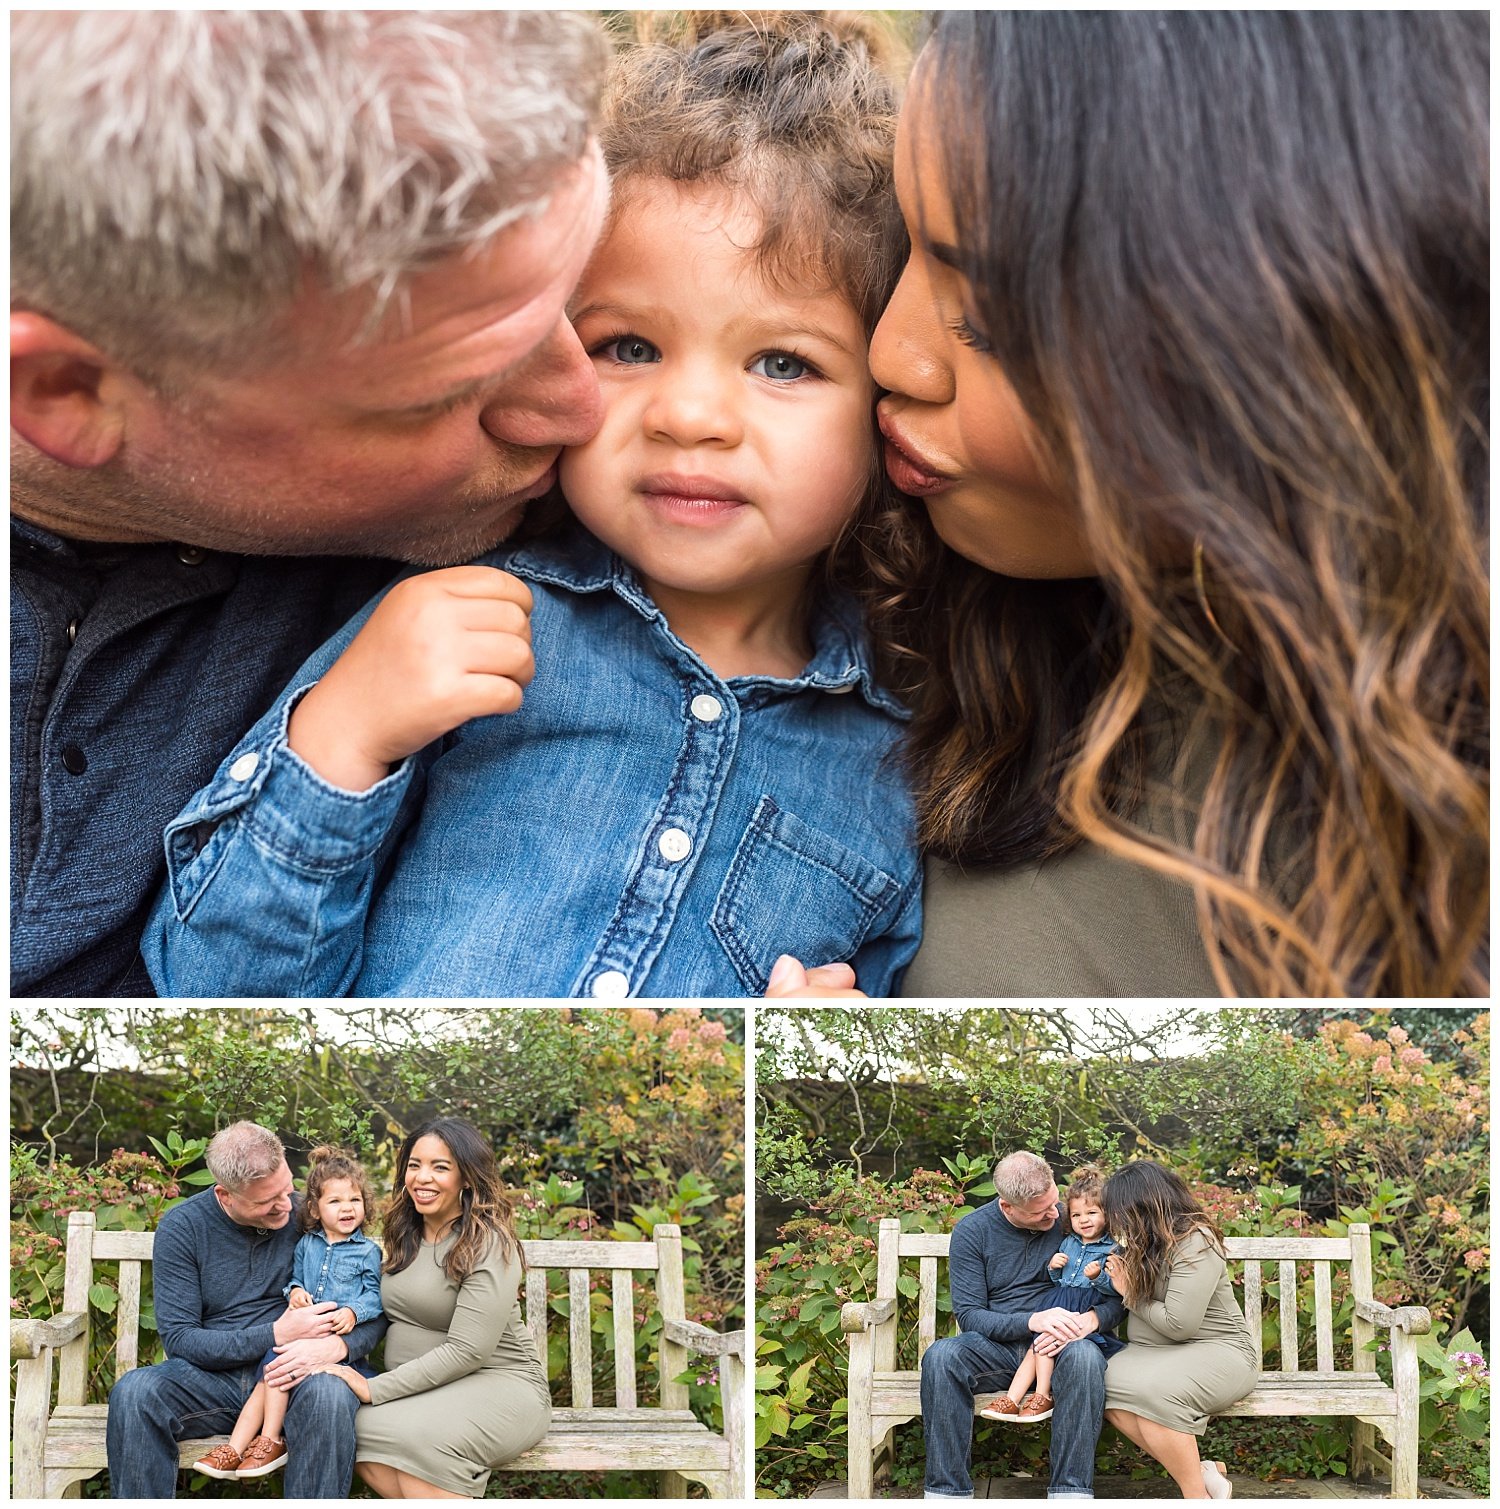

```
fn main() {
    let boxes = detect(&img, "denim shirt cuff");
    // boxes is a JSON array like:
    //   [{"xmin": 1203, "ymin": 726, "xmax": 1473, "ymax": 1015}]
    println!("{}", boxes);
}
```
[{"xmin": 165, "ymin": 683, "xmax": 414, "ymax": 875}]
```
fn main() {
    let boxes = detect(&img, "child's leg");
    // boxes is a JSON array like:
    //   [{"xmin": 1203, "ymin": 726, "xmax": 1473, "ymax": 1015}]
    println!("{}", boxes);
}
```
[
  {"xmin": 260, "ymin": 1379, "xmax": 290, "ymax": 1441},
  {"xmin": 1032, "ymin": 1348, "xmax": 1055, "ymax": 1400},
  {"xmin": 228, "ymin": 1382, "xmax": 267, "ymax": 1453},
  {"xmin": 1005, "ymin": 1347, "xmax": 1038, "ymax": 1404}
]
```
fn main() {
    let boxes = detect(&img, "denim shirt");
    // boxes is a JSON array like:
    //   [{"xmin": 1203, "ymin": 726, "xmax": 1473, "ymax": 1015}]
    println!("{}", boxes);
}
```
[
  {"xmin": 284, "ymin": 1228, "xmax": 384, "ymax": 1323},
  {"xmin": 142, "ymin": 524, "xmax": 921, "ymax": 997},
  {"xmin": 10, "ymin": 516, "xmax": 395, "ymax": 997},
  {"xmin": 1050, "ymin": 1231, "xmax": 1118, "ymax": 1293}
]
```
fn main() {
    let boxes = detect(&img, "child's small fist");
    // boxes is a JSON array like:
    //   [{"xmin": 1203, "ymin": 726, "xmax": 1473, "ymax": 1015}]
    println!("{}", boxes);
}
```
[
  {"xmin": 1083, "ymin": 1261, "xmax": 1101, "ymax": 1278},
  {"xmin": 1048, "ymin": 1253, "xmax": 1068, "ymax": 1270},
  {"xmin": 331, "ymin": 1307, "xmax": 356, "ymax": 1335},
  {"xmin": 287, "ymin": 1287, "xmax": 312, "ymax": 1309},
  {"xmin": 289, "ymin": 565, "xmax": 537, "ymax": 792}
]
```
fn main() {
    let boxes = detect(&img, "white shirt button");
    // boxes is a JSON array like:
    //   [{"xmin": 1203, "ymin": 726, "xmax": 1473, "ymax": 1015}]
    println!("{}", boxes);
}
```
[
  {"xmin": 828, "ymin": 682, "xmax": 855, "ymax": 695},
  {"xmin": 591, "ymin": 970, "xmax": 630, "ymax": 999},
  {"xmin": 658, "ymin": 827, "xmax": 692, "ymax": 862},
  {"xmin": 228, "ymin": 753, "xmax": 260, "ymax": 781},
  {"xmin": 691, "ymin": 694, "xmax": 723, "ymax": 723}
]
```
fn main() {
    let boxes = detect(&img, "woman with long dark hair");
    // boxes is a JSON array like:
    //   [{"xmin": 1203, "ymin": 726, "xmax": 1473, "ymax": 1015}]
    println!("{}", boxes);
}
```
[
  {"xmin": 308, "ymin": 1117, "xmax": 548, "ymax": 1498},
  {"xmin": 852, "ymin": 10, "xmax": 1488, "ymax": 997},
  {"xmin": 1100, "ymin": 1162, "xmax": 1257, "ymax": 1498}
]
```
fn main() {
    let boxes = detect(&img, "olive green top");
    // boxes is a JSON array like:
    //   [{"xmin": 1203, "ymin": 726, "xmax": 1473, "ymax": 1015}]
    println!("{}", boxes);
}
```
[{"xmin": 901, "ymin": 715, "xmax": 1225, "ymax": 998}]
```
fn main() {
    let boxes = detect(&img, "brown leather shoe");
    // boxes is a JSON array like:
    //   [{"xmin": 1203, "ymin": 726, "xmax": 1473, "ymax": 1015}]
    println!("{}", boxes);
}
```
[
  {"xmin": 192, "ymin": 1443, "xmax": 242, "ymax": 1480},
  {"xmin": 236, "ymin": 1435, "xmax": 288, "ymax": 1478},
  {"xmin": 1018, "ymin": 1392, "xmax": 1054, "ymax": 1422},
  {"xmin": 978, "ymin": 1396, "xmax": 1022, "ymax": 1421}
]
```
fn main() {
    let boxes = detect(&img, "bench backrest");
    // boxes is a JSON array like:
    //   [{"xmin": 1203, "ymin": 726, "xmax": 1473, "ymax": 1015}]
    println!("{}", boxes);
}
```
[
  {"xmin": 54, "ymin": 1209, "xmax": 691, "ymax": 1411},
  {"xmin": 870, "ymin": 1216, "xmax": 1379, "ymax": 1378}
]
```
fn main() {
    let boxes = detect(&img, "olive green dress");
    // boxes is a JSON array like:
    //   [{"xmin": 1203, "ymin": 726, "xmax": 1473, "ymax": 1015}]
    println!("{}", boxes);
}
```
[
  {"xmin": 900, "ymin": 711, "xmax": 1225, "ymax": 998},
  {"xmin": 358, "ymin": 1232, "xmax": 551, "ymax": 1496},
  {"xmin": 1104, "ymin": 1229, "xmax": 1259, "ymax": 1434}
]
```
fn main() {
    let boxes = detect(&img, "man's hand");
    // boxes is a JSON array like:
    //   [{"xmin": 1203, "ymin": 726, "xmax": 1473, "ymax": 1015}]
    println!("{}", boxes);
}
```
[
  {"xmin": 286, "ymin": 1286, "xmax": 313, "ymax": 1309},
  {"xmin": 264, "ymin": 1334, "xmax": 348, "ymax": 1391},
  {"xmin": 1049, "ymin": 1253, "xmax": 1069, "ymax": 1271},
  {"xmin": 289, "ymin": 566, "xmax": 535, "ymax": 792},
  {"xmin": 330, "ymin": 1306, "xmax": 357, "ymax": 1335},
  {"xmin": 272, "ymin": 1299, "xmax": 340, "ymax": 1344},
  {"xmin": 764, "ymin": 956, "xmax": 867, "ymax": 998},
  {"xmin": 1028, "ymin": 1305, "xmax": 1097, "ymax": 1357}
]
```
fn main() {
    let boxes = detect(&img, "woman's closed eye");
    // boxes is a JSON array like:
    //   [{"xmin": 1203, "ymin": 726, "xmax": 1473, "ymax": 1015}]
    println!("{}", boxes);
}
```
[{"xmin": 947, "ymin": 313, "xmax": 994, "ymax": 355}]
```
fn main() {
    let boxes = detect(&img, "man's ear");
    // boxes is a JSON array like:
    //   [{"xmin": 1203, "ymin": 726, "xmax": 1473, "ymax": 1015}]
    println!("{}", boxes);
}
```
[{"xmin": 11, "ymin": 311, "xmax": 129, "ymax": 467}]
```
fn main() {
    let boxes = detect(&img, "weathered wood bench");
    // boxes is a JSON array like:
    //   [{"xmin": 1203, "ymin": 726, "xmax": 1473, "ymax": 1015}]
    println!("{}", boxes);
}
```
[
  {"xmin": 11, "ymin": 1209, "xmax": 745, "ymax": 1498},
  {"xmin": 841, "ymin": 1216, "xmax": 1429, "ymax": 1498}
]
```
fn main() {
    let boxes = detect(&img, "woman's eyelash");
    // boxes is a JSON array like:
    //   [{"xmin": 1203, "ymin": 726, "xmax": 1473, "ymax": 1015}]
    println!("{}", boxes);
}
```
[{"xmin": 948, "ymin": 315, "xmax": 994, "ymax": 354}]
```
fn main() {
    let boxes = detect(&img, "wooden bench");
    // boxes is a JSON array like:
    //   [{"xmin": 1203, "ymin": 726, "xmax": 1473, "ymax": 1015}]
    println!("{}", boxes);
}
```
[
  {"xmin": 841, "ymin": 1216, "xmax": 1429, "ymax": 1498},
  {"xmin": 11, "ymin": 1209, "xmax": 745, "ymax": 1498}
]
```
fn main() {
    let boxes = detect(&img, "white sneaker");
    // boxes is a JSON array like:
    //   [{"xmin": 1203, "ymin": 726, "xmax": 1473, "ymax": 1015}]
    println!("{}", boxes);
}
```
[{"xmin": 1201, "ymin": 1460, "xmax": 1233, "ymax": 1499}]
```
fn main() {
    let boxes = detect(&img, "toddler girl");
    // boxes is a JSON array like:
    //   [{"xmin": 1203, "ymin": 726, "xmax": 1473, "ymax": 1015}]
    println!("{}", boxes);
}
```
[
  {"xmin": 194, "ymin": 1147, "xmax": 382, "ymax": 1480},
  {"xmin": 982, "ymin": 1167, "xmax": 1124, "ymax": 1425},
  {"xmin": 142, "ymin": 13, "xmax": 919, "ymax": 999}
]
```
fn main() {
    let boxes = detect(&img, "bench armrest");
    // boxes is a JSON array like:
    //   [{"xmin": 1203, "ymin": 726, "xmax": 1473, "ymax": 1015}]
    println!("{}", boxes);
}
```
[
  {"xmin": 840, "ymin": 1298, "xmax": 896, "ymax": 1334},
  {"xmin": 1354, "ymin": 1299, "xmax": 1432, "ymax": 1336},
  {"xmin": 12, "ymin": 1312, "xmax": 87, "ymax": 1359},
  {"xmin": 662, "ymin": 1318, "xmax": 747, "ymax": 1359}
]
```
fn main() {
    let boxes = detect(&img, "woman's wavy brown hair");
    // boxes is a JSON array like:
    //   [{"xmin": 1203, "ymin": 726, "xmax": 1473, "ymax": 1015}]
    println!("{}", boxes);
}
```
[
  {"xmin": 1100, "ymin": 1161, "xmax": 1226, "ymax": 1307},
  {"xmin": 381, "ymin": 1118, "xmax": 521, "ymax": 1285},
  {"xmin": 866, "ymin": 11, "xmax": 1488, "ymax": 995},
  {"xmin": 296, "ymin": 1145, "xmax": 378, "ymax": 1236}
]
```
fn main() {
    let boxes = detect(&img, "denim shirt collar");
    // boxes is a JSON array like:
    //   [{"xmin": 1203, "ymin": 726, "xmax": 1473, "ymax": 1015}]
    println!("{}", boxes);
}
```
[{"xmin": 501, "ymin": 526, "xmax": 908, "ymax": 720}]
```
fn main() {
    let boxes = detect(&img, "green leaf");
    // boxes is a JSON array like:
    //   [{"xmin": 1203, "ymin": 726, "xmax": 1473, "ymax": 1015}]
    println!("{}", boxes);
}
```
[
  {"xmin": 146, "ymin": 1135, "xmax": 171, "ymax": 1162},
  {"xmin": 89, "ymin": 1282, "xmax": 118, "ymax": 1314},
  {"xmin": 180, "ymin": 1170, "xmax": 217, "ymax": 1186}
]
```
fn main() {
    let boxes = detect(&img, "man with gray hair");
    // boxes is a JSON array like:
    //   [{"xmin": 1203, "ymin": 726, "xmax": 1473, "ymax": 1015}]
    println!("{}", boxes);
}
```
[
  {"xmin": 920, "ymin": 1151, "xmax": 1123, "ymax": 1499},
  {"xmin": 11, "ymin": 11, "xmax": 610, "ymax": 996},
  {"xmin": 107, "ymin": 1121, "xmax": 386, "ymax": 1496}
]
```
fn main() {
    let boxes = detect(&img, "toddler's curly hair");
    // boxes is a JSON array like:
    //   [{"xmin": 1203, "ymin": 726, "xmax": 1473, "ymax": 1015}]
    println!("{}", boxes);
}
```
[{"xmin": 297, "ymin": 1145, "xmax": 378, "ymax": 1235}]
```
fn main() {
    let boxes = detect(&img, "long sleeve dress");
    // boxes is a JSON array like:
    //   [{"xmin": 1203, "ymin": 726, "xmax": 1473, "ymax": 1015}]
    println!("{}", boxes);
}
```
[
  {"xmin": 1103, "ymin": 1227, "xmax": 1258, "ymax": 1434},
  {"xmin": 356, "ymin": 1231, "xmax": 551, "ymax": 1495}
]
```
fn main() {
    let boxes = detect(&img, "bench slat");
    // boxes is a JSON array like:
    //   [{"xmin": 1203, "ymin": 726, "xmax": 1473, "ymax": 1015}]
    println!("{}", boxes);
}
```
[
  {"xmin": 1279, "ymin": 1260, "xmax": 1299, "ymax": 1370},
  {"xmin": 1243, "ymin": 1261, "xmax": 1263, "ymax": 1371},
  {"xmin": 523, "ymin": 1239, "xmax": 658, "ymax": 1270},
  {"xmin": 1223, "ymin": 1237, "xmax": 1352, "ymax": 1259},
  {"xmin": 116, "ymin": 1262, "xmax": 142, "ymax": 1376},
  {"xmin": 569, "ymin": 1268, "xmax": 593, "ymax": 1408},
  {"xmin": 525, "ymin": 1266, "xmax": 548, "ymax": 1368},
  {"xmin": 894, "ymin": 1233, "xmax": 953, "ymax": 1258},
  {"xmin": 917, "ymin": 1258, "xmax": 938, "ymax": 1365},
  {"xmin": 1314, "ymin": 1261, "xmax": 1334, "ymax": 1372},
  {"xmin": 87, "ymin": 1232, "xmax": 158, "ymax": 1262},
  {"xmin": 612, "ymin": 1269, "xmax": 637, "ymax": 1409}
]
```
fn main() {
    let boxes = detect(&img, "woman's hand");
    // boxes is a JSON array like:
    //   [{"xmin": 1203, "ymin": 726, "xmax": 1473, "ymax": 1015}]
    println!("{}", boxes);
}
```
[
  {"xmin": 309, "ymin": 1361, "xmax": 372, "ymax": 1404},
  {"xmin": 1104, "ymin": 1251, "xmax": 1130, "ymax": 1301},
  {"xmin": 764, "ymin": 955, "xmax": 868, "ymax": 998}
]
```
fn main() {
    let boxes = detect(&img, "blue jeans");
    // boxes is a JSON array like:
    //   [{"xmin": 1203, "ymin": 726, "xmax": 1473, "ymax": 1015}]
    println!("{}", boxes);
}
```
[
  {"xmin": 106, "ymin": 1357, "xmax": 359, "ymax": 1497},
  {"xmin": 920, "ymin": 1331, "xmax": 1106, "ymax": 1498}
]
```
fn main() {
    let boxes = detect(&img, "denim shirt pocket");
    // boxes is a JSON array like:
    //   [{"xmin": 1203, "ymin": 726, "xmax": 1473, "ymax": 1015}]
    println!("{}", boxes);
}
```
[{"xmin": 711, "ymin": 795, "xmax": 904, "ymax": 994}]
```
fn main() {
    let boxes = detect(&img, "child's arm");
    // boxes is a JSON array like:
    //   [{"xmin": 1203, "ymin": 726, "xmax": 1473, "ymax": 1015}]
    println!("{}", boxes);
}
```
[
  {"xmin": 140, "ymin": 566, "xmax": 534, "ymax": 997},
  {"xmin": 1090, "ymin": 1242, "xmax": 1118, "ymax": 1294},
  {"xmin": 284, "ymin": 1236, "xmax": 315, "ymax": 1307},
  {"xmin": 345, "ymin": 1241, "xmax": 387, "ymax": 1326},
  {"xmin": 843, "ymin": 867, "xmax": 923, "ymax": 1000}
]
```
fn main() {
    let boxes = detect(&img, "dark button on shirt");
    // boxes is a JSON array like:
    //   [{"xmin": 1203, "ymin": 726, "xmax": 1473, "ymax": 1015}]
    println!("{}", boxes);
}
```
[{"xmin": 11, "ymin": 516, "xmax": 395, "ymax": 996}]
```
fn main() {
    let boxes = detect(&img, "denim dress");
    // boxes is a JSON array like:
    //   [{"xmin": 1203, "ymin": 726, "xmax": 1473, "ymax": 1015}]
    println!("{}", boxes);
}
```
[{"xmin": 142, "ymin": 524, "xmax": 921, "ymax": 997}]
